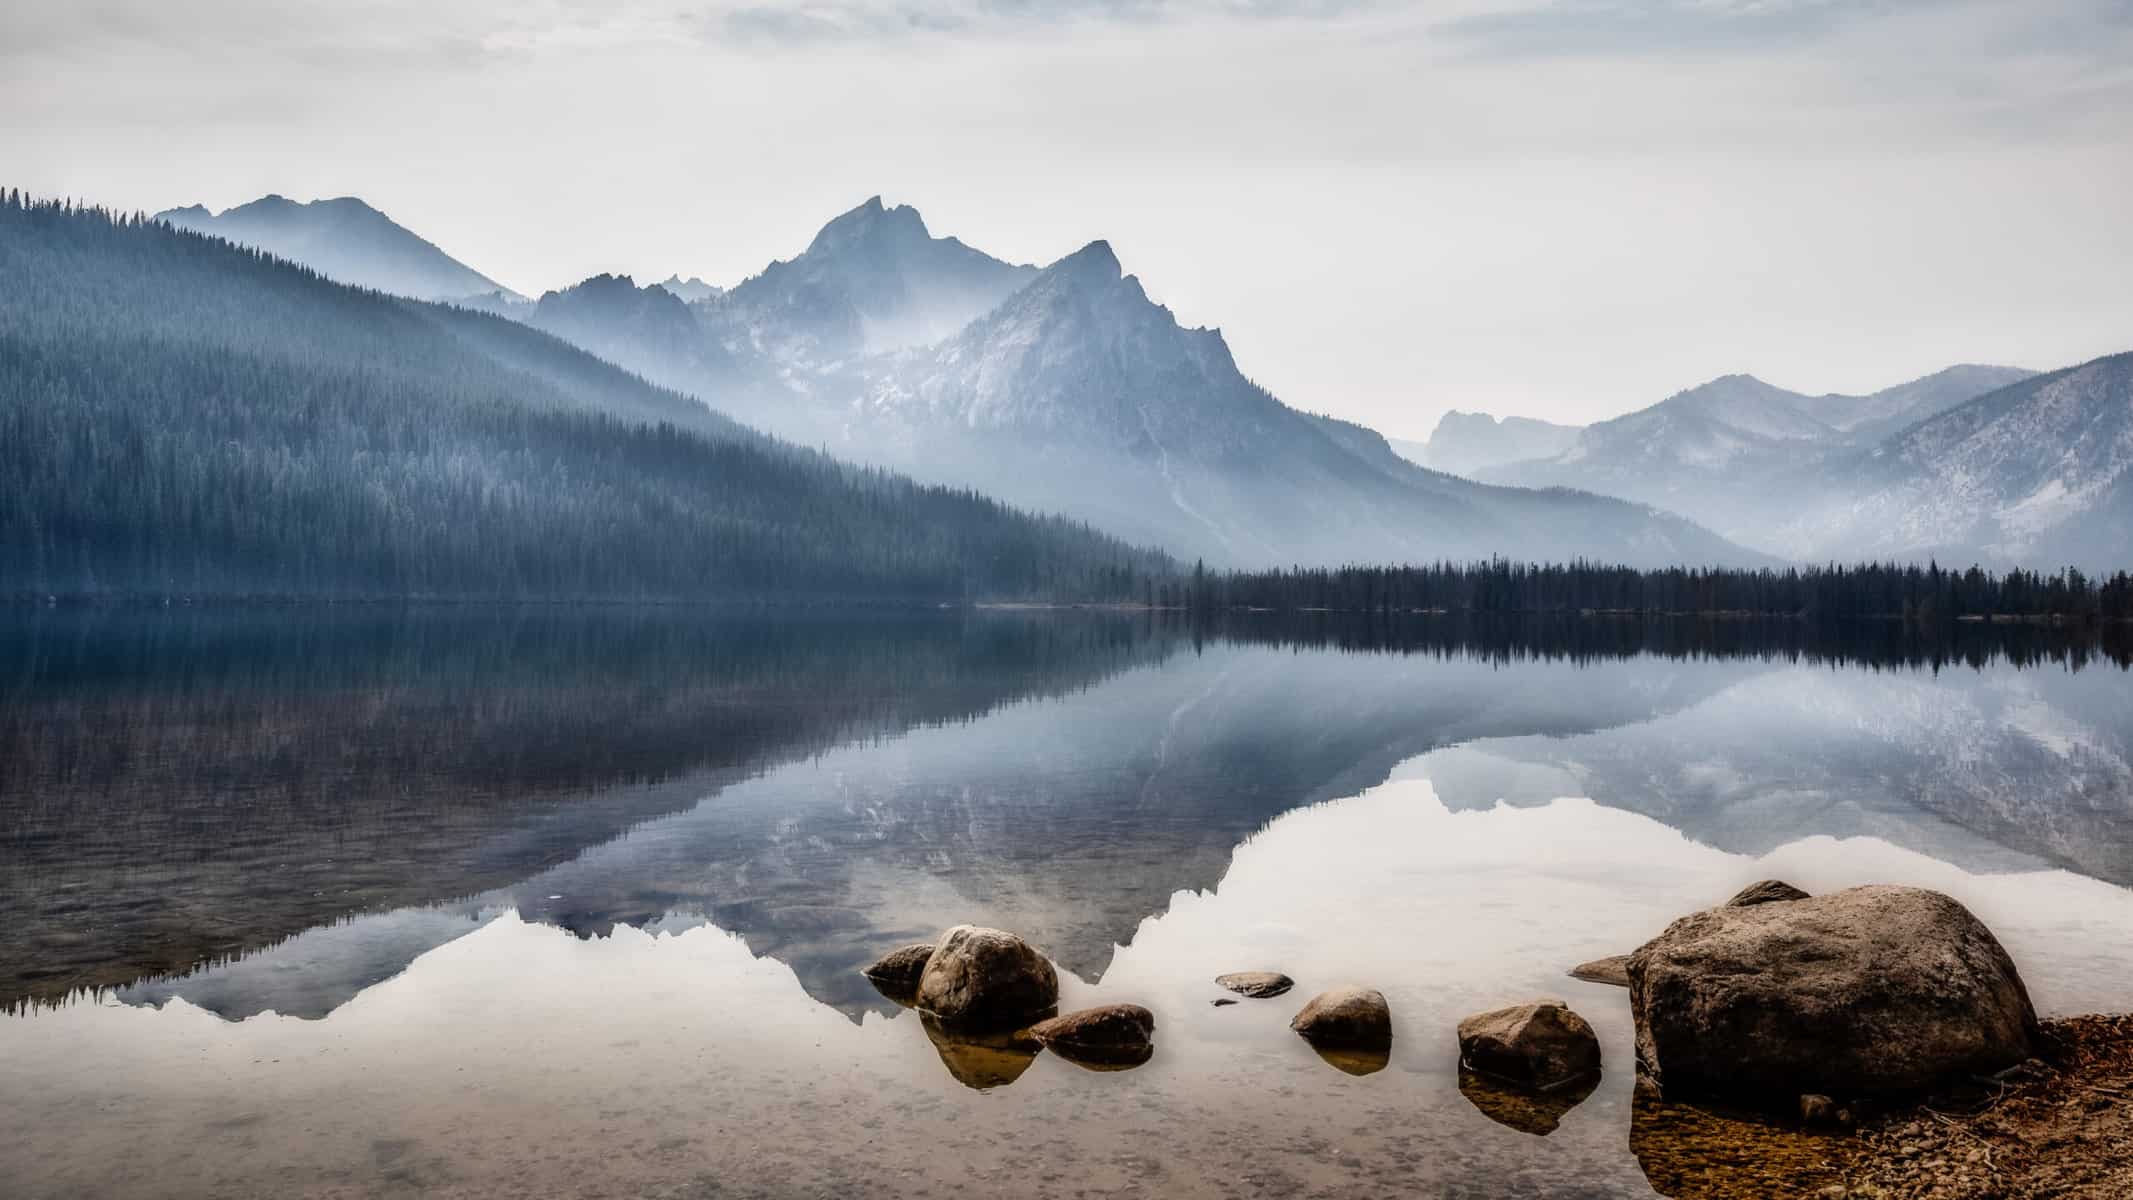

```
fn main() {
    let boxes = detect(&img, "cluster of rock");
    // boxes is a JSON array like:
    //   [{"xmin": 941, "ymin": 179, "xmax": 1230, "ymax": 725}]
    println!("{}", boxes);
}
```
[{"xmin": 863, "ymin": 880, "xmax": 2036, "ymax": 1134}]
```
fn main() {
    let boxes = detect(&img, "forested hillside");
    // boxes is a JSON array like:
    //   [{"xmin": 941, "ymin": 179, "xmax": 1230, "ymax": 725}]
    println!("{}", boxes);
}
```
[{"xmin": 0, "ymin": 195, "xmax": 1168, "ymax": 601}]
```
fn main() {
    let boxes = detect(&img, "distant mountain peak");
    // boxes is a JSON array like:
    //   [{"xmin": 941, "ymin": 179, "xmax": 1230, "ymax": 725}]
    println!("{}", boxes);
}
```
[
  {"xmin": 1054, "ymin": 239, "xmax": 1122, "ymax": 280},
  {"xmin": 153, "ymin": 193, "xmax": 514, "ymax": 302},
  {"xmin": 804, "ymin": 195, "xmax": 933, "ymax": 257}
]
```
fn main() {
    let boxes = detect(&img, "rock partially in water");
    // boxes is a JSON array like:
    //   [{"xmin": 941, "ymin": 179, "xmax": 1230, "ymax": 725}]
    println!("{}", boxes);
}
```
[
  {"xmin": 1630, "ymin": 884, "xmax": 2037, "ymax": 1103},
  {"xmin": 1290, "ymin": 985, "xmax": 1392, "ymax": 1050},
  {"xmin": 1798, "ymin": 1094, "xmax": 1841, "ymax": 1126},
  {"xmin": 1211, "ymin": 997, "xmax": 1239, "ymax": 1008},
  {"xmin": 1457, "ymin": 999, "xmax": 1602, "ymax": 1093},
  {"xmin": 1568, "ymin": 955, "xmax": 1631, "ymax": 987},
  {"xmin": 1310, "ymin": 1045, "xmax": 1391, "ymax": 1077},
  {"xmin": 1726, "ymin": 879, "xmax": 1810, "ymax": 907},
  {"xmin": 1215, "ymin": 971, "xmax": 1294, "ymax": 999},
  {"xmin": 1459, "ymin": 1068, "xmax": 1599, "ymax": 1136},
  {"xmin": 915, "ymin": 925, "xmax": 1058, "ymax": 1031},
  {"xmin": 859, "ymin": 942, "xmax": 934, "ymax": 1005},
  {"xmin": 1029, "ymin": 1004, "xmax": 1155, "ymax": 1066},
  {"xmin": 920, "ymin": 1015, "xmax": 1040, "ymax": 1091}
]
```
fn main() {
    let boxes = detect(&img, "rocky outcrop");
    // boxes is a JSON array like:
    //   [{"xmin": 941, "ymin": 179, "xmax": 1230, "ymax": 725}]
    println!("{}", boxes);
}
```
[
  {"xmin": 1216, "ymin": 971, "xmax": 1294, "ymax": 999},
  {"xmin": 860, "ymin": 942, "xmax": 934, "ymax": 1004},
  {"xmin": 1290, "ymin": 986, "xmax": 1392, "ymax": 1050},
  {"xmin": 1630, "ymin": 884, "xmax": 2037, "ymax": 1102},
  {"xmin": 1726, "ymin": 879, "xmax": 1810, "ymax": 907},
  {"xmin": 1568, "ymin": 955, "xmax": 1631, "ymax": 987},
  {"xmin": 1457, "ymin": 1000, "xmax": 1602, "ymax": 1093},
  {"xmin": 915, "ymin": 925, "xmax": 1059, "ymax": 1031}
]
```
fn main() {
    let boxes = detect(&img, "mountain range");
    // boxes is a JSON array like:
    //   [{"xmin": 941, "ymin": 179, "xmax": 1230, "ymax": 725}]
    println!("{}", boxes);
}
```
[
  {"xmin": 134, "ymin": 189, "xmax": 2132, "ymax": 572},
  {"xmin": 1, "ymin": 195, "xmax": 1163, "ymax": 600},
  {"xmin": 1472, "ymin": 362, "xmax": 2133, "ymax": 567}
]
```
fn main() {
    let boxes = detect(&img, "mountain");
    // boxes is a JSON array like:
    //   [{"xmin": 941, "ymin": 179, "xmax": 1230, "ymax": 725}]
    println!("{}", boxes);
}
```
[
  {"xmin": 154, "ymin": 194, "xmax": 517, "ymax": 302},
  {"xmin": 657, "ymin": 274, "xmax": 722, "ymax": 302},
  {"xmin": 834, "ymin": 239, "xmax": 1762, "ymax": 567},
  {"xmin": 1399, "ymin": 411, "xmax": 1583, "ymax": 477},
  {"xmin": 704, "ymin": 196, "xmax": 1038, "ymax": 369},
  {"xmin": 1772, "ymin": 353, "xmax": 2133, "ymax": 567},
  {"xmin": 1481, "ymin": 366, "xmax": 2038, "ymax": 557},
  {"xmin": 523, "ymin": 274, "xmax": 737, "ymax": 392},
  {"xmin": 0, "ymin": 195, "xmax": 1167, "ymax": 600}
]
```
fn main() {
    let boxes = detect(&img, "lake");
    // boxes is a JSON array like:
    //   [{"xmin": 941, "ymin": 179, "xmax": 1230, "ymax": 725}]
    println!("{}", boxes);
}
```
[{"xmin": 4, "ymin": 609, "xmax": 2132, "ymax": 1198}]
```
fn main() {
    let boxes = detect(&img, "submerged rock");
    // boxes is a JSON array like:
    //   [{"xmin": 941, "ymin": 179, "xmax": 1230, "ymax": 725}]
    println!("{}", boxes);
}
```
[
  {"xmin": 1215, "ymin": 971, "xmax": 1294, "ymax": 999},
  {"xmin": 1458, "ymin": 1000, "xmax": 1602, "ymax": 1093},
  {"xmin": 1459, "ymin": 1068, "xmax": 1600, "ymax": 1136},
  {"xmin": 1630, "ymin": 884, "xmax": 2037, "ymax": 1102},
  {"xmin": 1310, "ymin": 1044, "xmax": 1391, "ymax": 1076},
  {"xmin": 920, "ymin": 1014, "xmax": 1040, "ymax": 1091},
  {"xmin": 1568, "ymin": 955, "xmax": 1631, "ymax": 987},
  {"xmin": 1726, "ymin": 879, "xmax": 1811, "ymax": 907},
  {"xmin": 1029, "ymin": 1004, "xmax": 1156, "ymax": 1065},
  {"xmin": 859, "ymin": 942, "xmax": 935, "ymax": 1004},
  {"xmin": 915, "ymin": 925, "xmax": 1058, "ymax": 1031},
  {"xmin": 1290, "ymin": 985, "xmax": 1392, "ymax": 1050}
]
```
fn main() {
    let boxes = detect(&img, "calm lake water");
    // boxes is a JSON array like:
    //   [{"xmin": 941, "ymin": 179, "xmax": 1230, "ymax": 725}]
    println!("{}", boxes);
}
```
[{"xmin": 5, "ymin": 609, "xmax": 2132, "ymax": 1198}]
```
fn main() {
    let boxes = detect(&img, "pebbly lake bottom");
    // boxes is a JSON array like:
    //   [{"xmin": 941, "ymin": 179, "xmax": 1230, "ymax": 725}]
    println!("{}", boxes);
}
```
[
  {"xmin": 5, "ymin": 609, "xmax": 2133, "ymax": 1198},
  {"xmin": 9, "ymin": 776, "xmax": 2133, "ymax": 1199}
]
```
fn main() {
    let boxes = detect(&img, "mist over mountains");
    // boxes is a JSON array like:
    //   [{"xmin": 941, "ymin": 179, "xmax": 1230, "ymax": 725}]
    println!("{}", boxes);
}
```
[
  {"xmin": 0, "ymin": 196, "xmax": 1162, "ymax": 601},
  {"xmin": 23, "ymin": 186, "xmax": 2130, "ymax": 582},
  {"xmin": 1470, "ymin": 361, "xmax": 2133, "ymax": 568}
]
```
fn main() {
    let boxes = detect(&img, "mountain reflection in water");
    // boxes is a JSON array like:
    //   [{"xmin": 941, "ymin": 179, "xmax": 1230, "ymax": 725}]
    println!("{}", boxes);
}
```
[{"xmin": 3, "ymin": 609, "xmax": 2131, "ymax": 1198}]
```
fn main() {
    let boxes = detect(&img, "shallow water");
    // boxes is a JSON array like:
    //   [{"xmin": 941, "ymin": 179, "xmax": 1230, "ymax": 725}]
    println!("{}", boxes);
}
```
[{"xmin": 4, "ymin": 610, "xmax": 2130, "ymax": 1198}]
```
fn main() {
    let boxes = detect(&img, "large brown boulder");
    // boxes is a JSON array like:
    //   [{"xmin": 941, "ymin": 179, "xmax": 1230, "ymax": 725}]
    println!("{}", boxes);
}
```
[
  {"xmin": 860, "ymin": 942, "xmax": 935, "ymax": 1004},
  {"xmin": 1290, "ymin": 985, "xmax": 1392, "ymax": 1050},
  {"xmin": 915, "ymin": 925, "xmax": 1058, "ymax": 1030},
  {"xmin": 1630, "ymin": 884, "xmax": 2037, "ymax": 1102},
  {"xmin": 1457, "ymin": 999, "xmax": 1602, "ymax": 1093}
]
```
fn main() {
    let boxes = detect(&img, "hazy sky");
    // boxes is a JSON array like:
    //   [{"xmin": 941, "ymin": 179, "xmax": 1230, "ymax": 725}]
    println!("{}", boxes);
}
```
[{"xmin": 7, "ymin": 0, "xmax": 2131, "ymax": 437}]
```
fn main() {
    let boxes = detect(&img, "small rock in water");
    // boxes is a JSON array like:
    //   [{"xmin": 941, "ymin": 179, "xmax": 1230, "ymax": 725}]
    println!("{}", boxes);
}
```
[
  {"xmin": 859, "ymin": 942, "xmax": 935, "ymax": 1004},
  {"xmin": 1727, "ymin": 879, "xmax": 1811, "ymax": 907},
  {"xmin": 1799, "ymin": 1094, "xmax": 1838, "ymax": 1125},
  {"xmin": 1290, "ymin": 985, "xmax": 1392, "ymax": 1050},
  {"xmin": 916, "ymin": 925, "xmax": 1059, "ymax": 1031},
  {"xmin": 1568, "ymin": 955, "xmax": 1631, "ymax": 987},
  {"xmin": 1029, "ymin": 1004, "xmax": 1155, "ymax": 1059},
  {"xmin": 1211, "ymin": 997, "xmax": 1239, "ymax": 1008},
  {"xmin": 1457, "ymin": 999, "xmax": 1602, "ymax": 1093},
  {"xmin": 1216, "ymin": 971, "xmax": 1294, "ymax": 999}
]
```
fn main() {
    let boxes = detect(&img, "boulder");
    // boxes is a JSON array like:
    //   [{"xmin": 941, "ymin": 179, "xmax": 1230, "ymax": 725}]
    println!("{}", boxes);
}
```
[
  {"xmin": 1216, "ymin": 971, "xmax": 1295, "ymax": 999},
  {"xmin": 915, "ymin": 925, "xmax": 1059, "ymax": 1031},
  {"xmin": 1290, "ymin": 985, "xmax": 1392, "ymax": 1050},
  {"xmin": 1568, "ymin": 955, "xmax": 1631, "ymax": 987},
  {"xmin": 859, "ymin": 942, "xmax": 934, "ymax": 1004},
  {"xmin": 1726, "ymin": 879, "xmax": 1811, "ymax": 907},
  {"xmin": 1030, "ymin": 1004, "xmax": 1156, "ymax": 1066},
  {"xmin": 1457, "ymin": 1000, "xmax": 1602, "ymax": 1093},
  {"xmin": 1630, "ymin": 885, "xmax": 2037, "ymax": 1102}
]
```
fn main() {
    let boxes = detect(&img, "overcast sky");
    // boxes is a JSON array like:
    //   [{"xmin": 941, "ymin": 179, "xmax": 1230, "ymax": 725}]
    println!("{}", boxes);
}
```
[{"xmin": 7, "ymin": 0, "xmax": 2131, "ymax": 438}]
